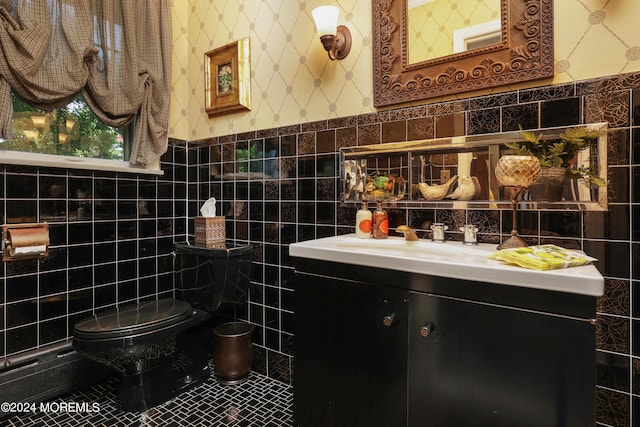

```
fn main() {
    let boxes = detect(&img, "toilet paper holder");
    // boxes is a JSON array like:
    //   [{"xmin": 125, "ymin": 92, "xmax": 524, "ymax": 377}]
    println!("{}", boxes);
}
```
[{"xmin": 2, "ymin": 223, "xmax": 50, "ymax": 262}]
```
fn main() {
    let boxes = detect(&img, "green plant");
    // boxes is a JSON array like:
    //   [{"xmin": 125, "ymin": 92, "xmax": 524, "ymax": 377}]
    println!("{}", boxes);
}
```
[
  {"xmin": 218, "ymin": 65, "xmax": 233, "ymax": 90},
  {"xmin": 504, "ymin": 126, "xmax": 607, "ymax": 187}
]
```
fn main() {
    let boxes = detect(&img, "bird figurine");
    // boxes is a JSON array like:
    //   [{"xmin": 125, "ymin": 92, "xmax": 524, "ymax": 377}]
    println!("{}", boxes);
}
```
[
  {"xmin": 418, "ymin": 175, "xmax": 458, "ymax": 200},
  {"xmin": 445, "ymin": 176, "xmax": 481, "ymax": 200}
]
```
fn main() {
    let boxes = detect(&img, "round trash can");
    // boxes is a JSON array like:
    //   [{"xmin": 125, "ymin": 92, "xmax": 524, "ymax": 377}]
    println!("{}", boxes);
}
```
[{"xmin": 213, "ymin": 322, "xmax": 254, "ymax": 385}]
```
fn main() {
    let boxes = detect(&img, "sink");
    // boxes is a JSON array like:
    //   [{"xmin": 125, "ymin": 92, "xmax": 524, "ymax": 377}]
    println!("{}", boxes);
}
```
[
  {"xmin": 333, "ymin": 237, "xmax": 493, "ymax": 259},
  {"xmin": 289, "ymin": 234, "xmax": 604, "ymax": 296}
]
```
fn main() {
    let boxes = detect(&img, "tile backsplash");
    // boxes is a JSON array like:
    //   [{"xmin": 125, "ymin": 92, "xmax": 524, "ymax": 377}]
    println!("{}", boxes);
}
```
[{"xmin": 2, "ymin": 71, "xmax": 639, "ymax": 426}]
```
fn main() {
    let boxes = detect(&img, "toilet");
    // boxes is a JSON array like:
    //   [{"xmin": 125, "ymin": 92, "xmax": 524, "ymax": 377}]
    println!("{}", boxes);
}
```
[{"xmin": 72, "ymin": 242, "xmax": 253, "ymax": 412}]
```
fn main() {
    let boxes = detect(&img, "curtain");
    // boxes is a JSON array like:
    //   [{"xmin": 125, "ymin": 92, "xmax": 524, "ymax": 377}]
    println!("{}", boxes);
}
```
[{"xmin": 0, "ymin": 0, "xmax": 171, "ymax": 166}]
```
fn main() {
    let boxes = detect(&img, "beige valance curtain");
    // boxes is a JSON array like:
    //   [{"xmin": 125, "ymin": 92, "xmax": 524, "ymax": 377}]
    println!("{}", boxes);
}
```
[{"xmin": 0, "ymin": 0, "xmax": 171, "ymax": 166}]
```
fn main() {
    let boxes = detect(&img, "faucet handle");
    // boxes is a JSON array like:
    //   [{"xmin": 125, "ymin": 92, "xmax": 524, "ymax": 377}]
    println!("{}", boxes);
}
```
[
  {"xmin": 460, "ymin": 224, "xmax": 479, "ymax": 245},
  {"xmin": 430, "ymin": 223, "xmax": 448, "ymax": 242}
]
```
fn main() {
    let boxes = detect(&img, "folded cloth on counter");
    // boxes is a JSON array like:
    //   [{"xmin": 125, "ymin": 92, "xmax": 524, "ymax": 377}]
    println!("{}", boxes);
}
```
[{"xmin": 489, "ymin": 244, "xmax": 597, "ymax": 270}]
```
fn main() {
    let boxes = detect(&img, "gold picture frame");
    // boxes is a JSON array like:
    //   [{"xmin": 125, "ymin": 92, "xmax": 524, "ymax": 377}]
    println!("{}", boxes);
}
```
[{"xmin": 205, "ymin": 37, "xmax": 251, "ymax": 117}]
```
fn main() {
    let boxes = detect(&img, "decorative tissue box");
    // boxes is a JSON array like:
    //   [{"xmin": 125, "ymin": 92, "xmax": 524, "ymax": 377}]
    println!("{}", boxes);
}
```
[{"xmin": 194, "ymin": 216, "xmax": 226, "ymax": 247}]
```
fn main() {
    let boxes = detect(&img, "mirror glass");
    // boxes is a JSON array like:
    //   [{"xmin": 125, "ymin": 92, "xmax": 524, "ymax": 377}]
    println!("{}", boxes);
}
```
[
  {"xmin": 340, "ymin": 124, "xmax": 609, "ymax": 211},
  {"xmin": 407, "ymin": 0, "xmax": 501, "ymax": 63},
  {"xmin": 372, "ymin": 0, "xmax": 554, "ymax": 107}
]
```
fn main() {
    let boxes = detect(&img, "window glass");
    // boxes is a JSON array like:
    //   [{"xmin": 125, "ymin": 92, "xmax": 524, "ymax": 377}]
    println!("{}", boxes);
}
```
[{"xmin": 1, "ymin": 93, "xmax": 125, "ymax": 161}]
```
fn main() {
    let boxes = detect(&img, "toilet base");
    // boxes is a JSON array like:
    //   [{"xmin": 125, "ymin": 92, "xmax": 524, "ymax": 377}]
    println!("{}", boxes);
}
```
[
  {"xmin": 115, "ymin": 315, "xmax": 216, "ymax": 412},
  {"xmin": 117, "ymin": 357, "xmax": 210, "ymax": 412}
]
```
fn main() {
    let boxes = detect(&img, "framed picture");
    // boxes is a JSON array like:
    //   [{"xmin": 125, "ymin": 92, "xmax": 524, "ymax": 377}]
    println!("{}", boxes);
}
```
[{"xmin": 204, "ymin": 37, "xmax": 251, "ymax": 117}]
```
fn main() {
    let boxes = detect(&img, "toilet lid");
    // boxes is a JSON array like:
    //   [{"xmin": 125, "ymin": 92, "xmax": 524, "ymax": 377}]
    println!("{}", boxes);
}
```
[{"xmin": 73, "ymin": 298, "xmax": 193, "ymax": 340}]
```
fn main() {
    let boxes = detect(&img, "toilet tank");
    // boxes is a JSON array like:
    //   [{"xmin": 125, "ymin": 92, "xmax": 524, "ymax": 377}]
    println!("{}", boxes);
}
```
[{"xmin": 174, "ymin": 242, "xmax": 253, "ymax": 312}]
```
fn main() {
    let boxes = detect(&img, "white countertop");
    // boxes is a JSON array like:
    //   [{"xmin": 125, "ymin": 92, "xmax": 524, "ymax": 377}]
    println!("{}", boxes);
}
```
[{"xmin": 289, "ymin": 235, "xmax": 604, "ymax": 297}]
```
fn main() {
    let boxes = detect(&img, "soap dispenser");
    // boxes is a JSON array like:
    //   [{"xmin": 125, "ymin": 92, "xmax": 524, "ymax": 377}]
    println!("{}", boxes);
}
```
[
  {"xmin": 355, "ymin": 201, "xmax": 372, "ymax": 239},
  {"xmin": 372, "ymin": 203, "xmax": 388, "ymax": 239}
]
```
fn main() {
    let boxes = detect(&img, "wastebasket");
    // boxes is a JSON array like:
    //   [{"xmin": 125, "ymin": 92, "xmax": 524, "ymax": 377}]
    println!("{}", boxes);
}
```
[{"xmin": 213, "ymin": 322, "xmax": 254, "ymax": 385}]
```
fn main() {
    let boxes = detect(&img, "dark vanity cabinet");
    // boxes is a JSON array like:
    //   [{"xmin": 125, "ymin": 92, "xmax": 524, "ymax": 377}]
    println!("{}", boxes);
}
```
[
  {"xmin": 293, "ymin": 269, "xmax": 409, "ymax": 427},
  {"xmin": 293, "ymin": 259, "xmax": 596, "ymax": 427},
  {"xmin": 408, "ymin": 292, "xmax": 595, "ymax": 427}
]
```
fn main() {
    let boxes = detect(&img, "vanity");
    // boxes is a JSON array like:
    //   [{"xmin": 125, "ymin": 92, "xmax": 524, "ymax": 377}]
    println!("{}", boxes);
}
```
[{"xmin": 290, "ymin": 236, "xmax": 603, "ymax": 427}]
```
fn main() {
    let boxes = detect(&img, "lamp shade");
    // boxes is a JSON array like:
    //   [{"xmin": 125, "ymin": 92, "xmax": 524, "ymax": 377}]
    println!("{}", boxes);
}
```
[{"xmin": 312, "ymin": 6, "xmax": 339, "ymax": 36}]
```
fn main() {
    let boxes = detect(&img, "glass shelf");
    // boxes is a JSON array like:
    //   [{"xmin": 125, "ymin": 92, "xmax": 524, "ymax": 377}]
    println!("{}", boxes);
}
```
[{"xmin": 339, "ymin": 123, "xmax": 608, "ymax": 211}]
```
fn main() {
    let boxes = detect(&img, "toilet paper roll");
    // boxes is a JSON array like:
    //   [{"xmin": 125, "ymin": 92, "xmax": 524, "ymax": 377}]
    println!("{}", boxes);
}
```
[
  {"xmin": 10, "ymin": 245, "xmax": 47, "ymax": 257},
  {"xmin": 4, "ymin": 225, "xmax": 50, "ymax": 260},
  {"xmin": 7, "ymin": 226, "xmax": 50, "ymax": 248}
]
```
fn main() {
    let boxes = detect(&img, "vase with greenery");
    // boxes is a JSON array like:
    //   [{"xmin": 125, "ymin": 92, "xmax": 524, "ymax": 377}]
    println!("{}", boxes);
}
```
[{"xmin": 504, "ymin": 126, "xmax": 607, "ymax": 201}]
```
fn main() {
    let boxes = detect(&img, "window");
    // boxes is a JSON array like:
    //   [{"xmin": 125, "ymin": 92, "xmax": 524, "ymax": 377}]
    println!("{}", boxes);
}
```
[
  {"xmin": 3, "ymin": 93, "xmax": 125, "ymax": 161},
  {"xmin": 0, "ymin": 1, "xmax": 171, "ymax": 173},
  {"xmin": 0, "ymin": 92, "xmax": 148, "ymax": 174}
]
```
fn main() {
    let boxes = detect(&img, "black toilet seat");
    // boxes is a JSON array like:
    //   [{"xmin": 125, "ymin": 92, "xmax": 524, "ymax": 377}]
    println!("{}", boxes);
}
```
[{"xmin": 73, "ymin": 298, "xmax": 193, "ymax": 340}]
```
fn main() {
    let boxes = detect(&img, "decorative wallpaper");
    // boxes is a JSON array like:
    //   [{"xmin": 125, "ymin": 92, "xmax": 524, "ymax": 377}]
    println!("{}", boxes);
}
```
[
  {"xmin": 169, "ymin": 0, "xmax": 640, "ymax": 142},
  {"xmin": 170, "ymin": 1, "xmax": 191, "ymax": 140}
]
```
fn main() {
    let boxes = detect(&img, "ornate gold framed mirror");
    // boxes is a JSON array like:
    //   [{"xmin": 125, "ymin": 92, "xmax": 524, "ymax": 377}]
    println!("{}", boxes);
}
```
[{"xmin": 372, "ymin": 0, "xmax": 554, "ymax": 107}]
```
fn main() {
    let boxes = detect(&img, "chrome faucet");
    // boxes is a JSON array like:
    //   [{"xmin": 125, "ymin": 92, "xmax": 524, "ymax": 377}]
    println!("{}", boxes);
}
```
[{"xmin": 396, "ymin": 225, "xmax": 419, "ymax": 241}]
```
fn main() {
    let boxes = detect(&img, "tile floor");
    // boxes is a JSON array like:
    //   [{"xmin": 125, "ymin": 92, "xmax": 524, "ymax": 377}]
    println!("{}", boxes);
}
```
[{"xmin": 2, "ymin": 364, "xmax": 294, "ymax": 427}]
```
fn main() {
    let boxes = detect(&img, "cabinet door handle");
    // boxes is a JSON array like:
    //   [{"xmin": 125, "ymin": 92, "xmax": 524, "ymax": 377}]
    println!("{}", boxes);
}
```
[
  {"xmin": 382, "ymin": 314, "xmax": 395, "ymax": 327},
  {"xmin": 419, "ymin": 323, "xmax": 436, "ymax": 338}
]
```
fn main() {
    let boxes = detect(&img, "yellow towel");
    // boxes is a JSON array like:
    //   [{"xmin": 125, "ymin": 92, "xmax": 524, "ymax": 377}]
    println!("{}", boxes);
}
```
[{"xmin": 489, "ymin": 244, "xmax": 597, "ymax": 270}]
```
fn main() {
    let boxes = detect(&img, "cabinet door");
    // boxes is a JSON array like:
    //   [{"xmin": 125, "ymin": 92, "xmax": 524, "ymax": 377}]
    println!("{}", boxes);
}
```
[
  {"xmin": 294, "ymin": 271, "xmax": 408, "ymax": 427},
  {"xmin": 408, "ymin": 292, "xmax": 595, "ymax": 427}
]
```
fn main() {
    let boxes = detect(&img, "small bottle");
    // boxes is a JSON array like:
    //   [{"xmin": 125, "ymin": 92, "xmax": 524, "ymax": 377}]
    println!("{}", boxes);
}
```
[
  {"xmin": 355, "ymin": 201, "xmax": 372, "ymax": 239},
  {"xmin": 372, "ymin": 203, "xmax": 388, "ymax": 239}
]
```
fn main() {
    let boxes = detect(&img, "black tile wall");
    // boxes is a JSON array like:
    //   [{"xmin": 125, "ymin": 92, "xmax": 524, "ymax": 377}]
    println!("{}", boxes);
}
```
[
  {"xmin": 185, "ymin": 71, "xmax": 640, "ymax": 426},
  {"xmin": 1, "ymin": 140, "xmax": 187, "ymax": 360}
]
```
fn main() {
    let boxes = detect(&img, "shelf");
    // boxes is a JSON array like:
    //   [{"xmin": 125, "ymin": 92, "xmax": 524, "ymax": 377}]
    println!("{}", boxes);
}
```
[{"xmin": 339, "ymin": 123, "xmax": 608, "ymax": 212}]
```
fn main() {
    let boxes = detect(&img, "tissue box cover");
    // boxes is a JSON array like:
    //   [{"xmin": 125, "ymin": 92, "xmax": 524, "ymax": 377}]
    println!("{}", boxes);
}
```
[{"xmin": 195, "ymin": 216, "xmax": 225, "ymax": 247}]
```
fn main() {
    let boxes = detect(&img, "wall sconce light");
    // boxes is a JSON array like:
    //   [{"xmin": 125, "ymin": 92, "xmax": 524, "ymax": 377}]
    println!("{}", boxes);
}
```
[{"xmin": 312, "ymin": 6, "xmax": 352, "ymax": 61}]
